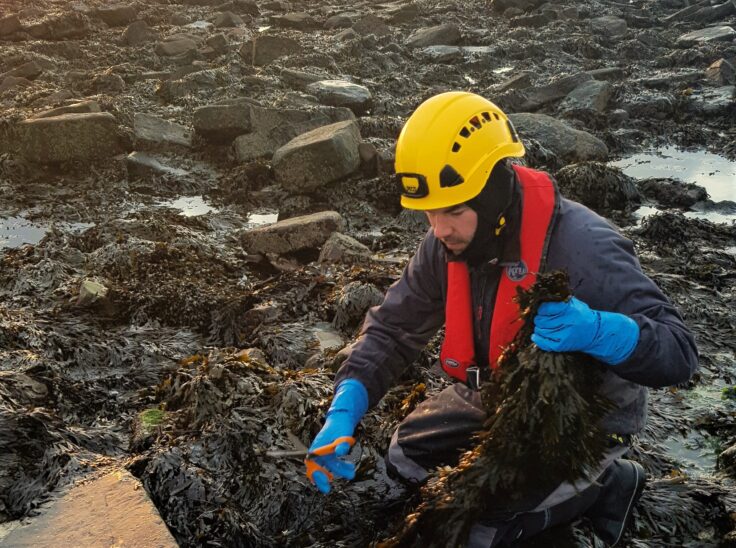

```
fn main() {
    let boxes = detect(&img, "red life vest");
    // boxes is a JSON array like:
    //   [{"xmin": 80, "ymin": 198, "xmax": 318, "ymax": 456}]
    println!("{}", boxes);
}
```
[{"xmin": 439, "ymin": 165, "xmax": 558, "ymax": 382}]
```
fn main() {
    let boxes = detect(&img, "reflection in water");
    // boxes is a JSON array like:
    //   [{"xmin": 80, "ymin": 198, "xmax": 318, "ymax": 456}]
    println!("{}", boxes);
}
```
[
  {"xmin": 158, "ymin": 196, "xmax": 216, "ymax": 217},
  {"xmin": 611, "ymin": 146, "xmax": 736, "ymax": 203},
  {"xmin": 0, "ymin": 217, "xmax": 48, "ymax": 248}
]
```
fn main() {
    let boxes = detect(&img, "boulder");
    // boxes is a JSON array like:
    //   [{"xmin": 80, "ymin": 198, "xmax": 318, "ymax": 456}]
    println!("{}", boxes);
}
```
[
  {"xmin": 517, "ymin": 72, "xmax": 594, "ymax": 111},
  {"xmin": 240, "ymin": 210, "xmax": 345, "ymax": 255},
  {"xmin": 405, "ymin": 23, "xmax": 462, "ymax": 48},
  {"xmin": 332, "ymin": 281, "xmax": 384, "ymax": 331},
  {"xmin": 509, "ymin": 112, "xmax": 608, "ymax": 162},
  {"xmin": 122, "ymin": 20, "xmax": 159, "ymax": 46},
  {"xmin": 638, "ymin": 178, "xmax": 708, "ymax": 208},
  {"xmin": 0, "ymin": 14, "xmax": 22, "ymax": 37},
  {"xmin": 305, "ymin": 80, "xmax": 373, "ymax": 115},
  {"xmin": 96, "ymin": 4, "xmax": 137, "ymax": 27},
  {"xmin": 193, "ymin": 100, "xmax": 253, "ymax": 144},
  {"xmin": 560, "ymin": 79, "xmax": 613, "ymax": 114},
  {"xmin": 272, "ymin": 120, "xmax": 362, "ymax": 192},
  {"xmin": 155, "ymin": 35, "xmax": 199, "ymax": 57},
  {"xmin": 233, "ymin": 105, "xmax": 354, "ymax": 162},
  {"xmin": 705, "ymin": 58, "xmax": 735, "ymax": 86},
  {"xmin": 133, "ymin": 113, "xmax": 192, "ymax": 149},
  {"xmin": 677, "ymin": 26, "xmax": 736, "ymax": 46},
  {"xmin": 554, "ymin": 162, "xmax": 641, "ymax": 213},
  {"xmin": 125, "ymin": 152, "xmax": 190, "ymax": 180},
  {"xmin": 27, "ymin": 13, "xmax": 90, "ymax": 40},
  {"xmin": 241, "ymin": 35, "xmax": 301, "ymax": 66},
  {"xmin": 16, "ymin": 112, "xmax": 122, "ymax": 163}
]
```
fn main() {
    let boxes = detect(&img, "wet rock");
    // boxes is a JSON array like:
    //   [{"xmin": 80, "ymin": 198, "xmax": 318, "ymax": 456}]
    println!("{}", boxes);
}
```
[
  {"xmin": 272, "ymin": 120, "xmax": 362, "ymax": 192},
  {"xmin": 515, "ymin": 72, "xmax": 594, "ymax": 111},
  {"xmin": 638, "ymin": 178, "xmax": 708, "ymax": 208},
  {"xmin": 705, "ymin": 58, "xmax": 735, "ymax": 86},
  {"xmin": 16, "ymin": 112, "xmax": 122, "ymax": 163},
  {"xmin": 312, "ymin": 322, "xmax": 345, "ymax": 354},
  {"xmin": 213, "ymin": 11, "xmax": 243, "ymax": 27},
  {"xmin": 688, "ymin": 86, "xmax": 736, "ymax": 117},
  {"xmin": 125, "ymin": 152, "xmax": 189, "ymax": 180},
  {"xmin": 240, "ymin": 210, "xmax": 345, "ymax": 255},
  {"xmin": 352, "ymin": 15, "xmax": 391, "ymax": 37},
  {"xmin": 272, "ymin": 12, "xmax": 318, "ymax": 30},
  {"xmin": 155, "ymin": 35, "xmax": 199, "ymax": 57},
  {"xmin": 0, "ymin": 14, "xmax": 22, "ymax": 37},
  {"xmin": 0, "ymin": 61, "xmax": 43, "ymax": 81},
  {"xmin": 280, "ymin": 68, "xmax": 323, "ymax": 89},
  {"xmin": 555, "ymin": 162, "xmax": 640, "ymax": 213},
  {"xmin": 233, "ymin": 105, "xmax": 354, "ymax": 162},
  {"xmin": 559, "ymin": 79, "xmax": 613, "ymax": 114},
  {"xmin": 193, "ymin": 100, "xmax": 253, "ymax": 144},
  {"xmin": 333, "ymin": 281, "xmax": 384, "ymax": 331},
  {"xmin": 420, "ymin": 45, "xmax": 464, "ymax": 63},
  {"xmin": 242, "ymin": 35, "xmax": 301, "ymax": 66},
  {"xmin": 122, "ymin": 20, "xmax": 159, "ymax": 46},
  {"xmin": 622, "ymin": 90, "xmax": 676, "ymax": 119},
  {"xmin": 498, "ymin": 71, "xmax": 533, "ymax": 92},
  {"xmin": 719, "ymin": 442, "xmax": 736, "ymax": 476},
  {"xmin": 27, "ymin": 13, "xmax": 90, "ymax": 40},
  {"xmin": 318, "ymin": 232, "xmax": 372, "ymax": 264},
  {"xmin": 305, "ymin": 80, "xmax": 373, "ymax": 115},
  {"xmin": 591, "ymin": 15, "xmax": 628, "ymax": 39},
  {"xmin": 405, "ymin": 23, "xmax": 462, "ymax": 48},
  {"xmin": 0, "ymin": 471, "xmax": 176, "ymax": 548},
  {"xmin": 676, "ymin": 26, "xmax": 736, "ymax": 46},
  {"xmin": 133, "ymin": 113, "xmax": 193, "ymax": 149},
  {"xmin": 509, "ymin": 113, "xmax": 608, "ymax": 162},
  {"xmin": 96, "ymin": 4, "xmax": 137, "ymax": 27},
  {"xmin": 32, "ymin": 100, "xmax": 101, "ymax": 119}
]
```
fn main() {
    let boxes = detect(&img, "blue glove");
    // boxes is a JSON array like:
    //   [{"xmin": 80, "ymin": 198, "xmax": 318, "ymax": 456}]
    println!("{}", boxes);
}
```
[
  {"xmin": 306, "ymin": 379, "xmax": 368, "ymax": 494},
  {"xmin": 531, "ymin": 297, "xmax": 640, "ymax": 365}
]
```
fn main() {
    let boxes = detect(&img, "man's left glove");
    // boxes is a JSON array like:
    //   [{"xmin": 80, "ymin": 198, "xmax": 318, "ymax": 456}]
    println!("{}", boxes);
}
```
[
  {"xmin": 532, "ymin": 296, "xmax": 640, "ymax": 365},
  {"xmin": 306, "ymin": 379, "xmax": 368, "ymax": 494}
]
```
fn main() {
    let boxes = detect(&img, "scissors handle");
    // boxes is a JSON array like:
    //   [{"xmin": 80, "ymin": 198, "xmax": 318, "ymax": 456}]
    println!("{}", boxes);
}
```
[{"xmin": 306, "ymin": 436, "xmax": 355, "ymax": 458}]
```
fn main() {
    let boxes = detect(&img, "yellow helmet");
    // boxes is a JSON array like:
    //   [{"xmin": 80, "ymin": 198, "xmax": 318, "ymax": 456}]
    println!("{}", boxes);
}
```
[{"xmin": 395, "ymin": 91, "xmax": 525, "ymax": 210}]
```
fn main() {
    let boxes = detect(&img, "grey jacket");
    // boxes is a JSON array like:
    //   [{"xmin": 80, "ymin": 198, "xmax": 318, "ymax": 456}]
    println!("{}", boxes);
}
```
[{"xmin": 336, "ymin": 195, "xmax": 699, "ymax": 435}]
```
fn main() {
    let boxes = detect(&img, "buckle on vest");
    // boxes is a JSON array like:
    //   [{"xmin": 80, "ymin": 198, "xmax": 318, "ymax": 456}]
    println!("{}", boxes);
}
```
[{"xmin": 466, "ymin": 366, "xmax": 482, "ymax": 390}]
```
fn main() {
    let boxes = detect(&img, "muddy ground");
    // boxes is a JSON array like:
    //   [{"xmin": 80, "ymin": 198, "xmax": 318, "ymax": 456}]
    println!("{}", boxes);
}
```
[{"xmin": 0, "ymin": 0, "xmax": 735, "ymax": 546}]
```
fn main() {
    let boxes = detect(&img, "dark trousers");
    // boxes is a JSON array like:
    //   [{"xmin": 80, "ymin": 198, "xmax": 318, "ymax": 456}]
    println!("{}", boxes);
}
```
[{"xmin": 386, "ymin": 384, "xmax": 626, "ymax": 547}]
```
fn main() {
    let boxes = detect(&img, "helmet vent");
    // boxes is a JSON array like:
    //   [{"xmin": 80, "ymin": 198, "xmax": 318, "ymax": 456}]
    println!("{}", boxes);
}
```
[
  {"xmin": 482, "ymin": 112, "xmax": 491, "ymax": 122},
  {"xmin": 459, "ymin": 127, "xmax": 471, "ymax": 138},
  {"xmin": 439, "ymin": 165, "xmax": 464, "ymax": 188},
  {"xmin": 494, "ymin": 112, "xmax": 500, "ymax": 120},
  {"xmin": 452, "ymin": 142, "xmax": 461, "ymax": 152},
  {"xmin": 469, "ymin": 116, "xmax": 482, "ymax": 130}
]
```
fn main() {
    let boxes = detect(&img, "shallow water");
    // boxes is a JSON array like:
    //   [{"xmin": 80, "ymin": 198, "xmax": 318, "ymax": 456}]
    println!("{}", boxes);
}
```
[
  {"xmin": 611, "ymin": 146, "xmax": 736, "ymax": 203},
  {"xmin": 157, "ymin": 195, "xmax": 217, "ymax": 217},
  {"xmin": 0, "ymin": 217, "xmax": 48, "ymax": 248}
]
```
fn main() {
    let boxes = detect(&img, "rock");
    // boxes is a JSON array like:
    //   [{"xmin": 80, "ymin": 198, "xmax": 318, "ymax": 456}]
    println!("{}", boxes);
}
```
[
  {"xmin": 92, "ymin": 72, "xmax": 126, "ymax": 92},
  {"xmin": 687, "ymin": 85, "xmax": 736, "ymax": 117},
  {"xmin": 272, "ymin": 120, "xmax": 362, "ymax": 192},
  {"xmin": 0, "ymin": 371, "xmax": 48, "ymax": 405},
  {"xmin": 0, "ymin": 14, "xmax": 22, "ymax": 37},
  {"xmin": 233, "ymin": 105, "xmax": 354, "ymax": 162},
  {"xmin": 228, "ymin": 0, "xmax": 260, "ymax": 16},
  {"xmin": 555, "ymin": 162, "xmax": 640, "ymax": 212},
  {"xmin": 677, "ymin": 26, "xmax": 736, "ymax": 46},
  {"xmin": 420, "ymin": 45, "xmax": 464, "ymax": 63},
  {"xmin": 305, "ymin": 80, "xmax": 373, "ymax": 115},
  {"xmin": 560, "ymin": 79, "xmax": 613, "ymax": 114},
  {"xmin": 719, "ymin": 442, "xmax": 736, "ymax": 475},
  {"xmin": 155, "ymin": 35, "xmax": 199, "ymax": 57},
  {"xmin": 587, "ymin": 67, "xmax": 625, "ymax": 81},
  {"xmin": 319, "ymin": 232, "xmax": 372, "ymax": 264},
  {"xmin": 77, "ymin": 279, "xmax": 109, "ymax": 306},
  {"xmin": 325, "ymin": 14, "xmax": 355, "ymax": 29},
  {"xmin": 213, "ymin": 11, "xmax": 243, "ymax": 27},
  {"xmin": 240, "ymin": 210, "xmax": 345, "ymax": 255},
  {"xmin": 509, "ymin": 112, "xmax": 608, "ymax": 162},
  {"xmin": 510, "ymin": 11, "xmax": 557, "ymax": 28},
  {"xmin": 96, "ymin": 4, "xmax": 137, "ymax": 27},
  {"xmin": 335, "ymin": 28, "xmax": 359, "ymax": 41},
  {"xmin": 280, "ymin": 68, "xmax": 323, "ymax": 89},
  {"xmin": 332, "ymin": 281, "xmax": 384, "ymax": 331},
  {"xmin": 155, "ymin": 71, "xmax": 219, "ymax": 101},
  {"xmin": 638, "ymin": 178, "xmax": 708, "ymax": 208},
  {"xmin": 272, "ymin": 12, "xmax": 318, "ymax": 30},
  {"xmin": 0, "ymin": 471, "xmax": 176, "ymax": 548},
  {"xmin": 352, "ymin": 15, "xmax": 391, "ymax": 37},
  {"xmin": 623, "ymin": 90, "xmax": 675, "ymax": 119},
  {"xmin": 705, "ymin": 58, "xmax": 735, "ymax": 86},
  {"xmin": 312, "ymin": 322, "xmax": 345, "ymax": 354},
  {"xmin": 241, "ymin": 35, "xmax": 301, "ymax": 66},
  {"xmin": 16, "ymin": 112, "xmax": 122, "ymax": 163},
  {"xmin": 27, "ymin": 13, "xmax": 90, "ymax": 40},
  {"xmin": 206, "ymin": 33, "xmax": 229, "ymax": 54},
  {"xmin": 133, "ymin": 113, "xmax": 192, "ymax": 149},
  {"xmin": 125, "ymin": 152, "xmax": 189, "ymax": 180},
  {"xmin": 32, "ymin": 100, "xmax": 101, "ymax": 119},
  {"xmin": 122, "ymin": 20, "xmax": 159, "ymax": 46},
  {"xmin": 1, "ymin": 61, "xmax": 43, "ymax": 81},
  {"xmin": 405, "ymin": 23, "xmax": 462, "ymax": 48},
  {"xmin": 498, "ymin": 71, "xmax": 533, "ymax": 92},
  {"xmin": 358, "ymin": 141, "xmax": 379, "ymax": 175},
  {"xmin": 193, "ymin": 100, "xmax": 253, "ymax": 144},
  {"xmin": 383, "ymin": 2, "xmax": 420, "ymax": 24},
  {"xmin": 0, "ymin": 76, "xmax": 31, "ymax": 93},
  {"xmin": 591, "ymin": 15, "xmax": 628, "ymax": 38},
  {"xmin": 518, "ymin": 72, "xmax": 594, "ymax": 110}
]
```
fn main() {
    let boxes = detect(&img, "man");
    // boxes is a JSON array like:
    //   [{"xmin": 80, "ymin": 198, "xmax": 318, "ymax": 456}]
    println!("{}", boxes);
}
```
[{"xmin": 305, "ymin": 92, "xmax": 698, "ymax": 546}]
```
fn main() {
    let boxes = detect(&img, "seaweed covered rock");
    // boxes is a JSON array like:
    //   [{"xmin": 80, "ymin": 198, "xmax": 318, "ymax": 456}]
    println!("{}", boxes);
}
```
[
  {"xmin": 638, "ymin": 178, "xmax": 708, "ymax": 208},
  {"xmin": 554, "ymin": 162, "xmax": 641, "ymax": 214},
  {"xmin": 382, "ymin": 271, "xmax": 613, "ymax": 547}
]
